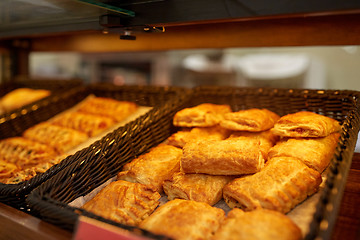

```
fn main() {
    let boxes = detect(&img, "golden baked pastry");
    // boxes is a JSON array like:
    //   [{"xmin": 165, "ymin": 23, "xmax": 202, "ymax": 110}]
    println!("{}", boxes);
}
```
[
  {"xmin": 23, "ymin": 122, "xmax": 88, "ymax": 154},
  {"xmin": 173, "ymin": 103, "xmax": 232, "ymax": 127},
  {"xmin": 50, "ymin": 111, "xmax": 115, "ymax": 137},
  {"xmin": 223, "ymin": 156, "xmax": 322, "ymax": 213},
  {"xmin": 220, "ymin": 108, "xmax": 280, "ymax": 132},
  {"xmin": 82, "ymin": 180, "xmax": 161, "ymax": 226},
  {"xmin": 181, "ymin": 138, "xmax": 264, "ymax": 175},
  {"xmin": 0, "ymin": 137, "xmax": 57, "ymax": 168},
  {"xmin": 166, "ymin": 126, "xmax": 230, "ymax": 148},
  {"xmin": 268, "ymin": 132, "xmax": 340, "ymax": 173},
  {"xmin": 139, "ymin": 199, "xmax": 225, "ymax": 240},
  {"xmin": 76, "ymin": 97, "xmax": 138, "ymax": 122},
  {"xmin": 0, "ymin": 88, "xmax": 50, "ymax": 113},
  {"xmin": 228, "ymin": 130, "xmax": 279, "ymax": 160},
  {"xmin": 117, "ymin": 144, "xmax": 182, "ymax": 193},
  {"xmin": 163, "ymin": 172, "xmax": 233, "ymax": 206},
  {"xmin": 0, "ymin": 160, "xmax": 19, "ymax": 181},
  {"xmin": 211, "ymin": 208, "xmax": 302, "ymax": 240},
  {"xmin": 271, "ymin": 111, "xmax": 341, "ymax": 137}
]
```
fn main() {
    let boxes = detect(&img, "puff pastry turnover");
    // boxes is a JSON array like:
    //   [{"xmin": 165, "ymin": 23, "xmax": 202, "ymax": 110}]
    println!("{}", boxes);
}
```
[
  {"xmin": 117, "ymin": 144, "xmax": 182, "ymax": 193},
  {"xmin": 272, "ymin": 111, "xmax": 341, "ymax": 138},
  {"xmin": 223, "ymin": 156, "xmax": 322, "ymax": 213},
  {"xmin": 0, "ymin": 137, "xmax": 57, "ymax": 167},
  {"xmin": 181, "ymin": 138, "xmax": 264, "ymax": 175},
  {"xmin": 220, "ymin": 108, "xmax": 280, "ymax": 132},
  {"xmin": 50, "ymin": 111, "xmax": 115, "ymax": 137},
  {"xmin": 139, "ymin": 199, "xmax": 225, "ymax": 240},
  {"xmin": 82, "ymin": 180, "xmax": 161, "ymax": 226},
  {"xmin": 77, "ymin": 97, "xmax": 138, "ymax": 122},
  {"xmin": 166, "ymin": 126, "xmax": 230, "ymax": 148},
  {"xmin": 173, "ymin": 103, "xmax": 232, "ymax": 127},
  {"xmin": 23, "ymin": 122, "xmax": 88, "ymax": 154},
  {"xmin": 163, "ymin": 172, "xmax": 233, "ymax": 206},
  {"xmin": 268, "ymin": 132, "xmax": 340, "ymax": 173},
  {"xmin": 211, "ymin": 208, "xmax": 302, "ymax": 240},
  {"xmin": 0, "ymin": 160, "xmax": 19, "ymax": 181}
]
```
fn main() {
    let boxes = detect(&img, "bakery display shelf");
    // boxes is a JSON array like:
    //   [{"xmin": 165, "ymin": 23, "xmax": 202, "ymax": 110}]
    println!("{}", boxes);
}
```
[
  {"xmin": 0, "ymin": 78, "xmax": 83, "ymax": 120},
  {"xmin": 26, "ymin": 86, "xmax": 360, "ymax": 240},
  {"xmin": 0, "ymin": 82, "xmax": 188, "ymax": 211}
]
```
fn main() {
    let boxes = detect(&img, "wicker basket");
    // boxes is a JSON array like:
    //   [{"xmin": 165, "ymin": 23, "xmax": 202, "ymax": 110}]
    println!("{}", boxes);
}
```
[
  {"xmin": 0, "ymin": 83, "xmax": 188, "ymax": 211},
  {"xmin": 27, "ymin": 86, "xmax": 360, "ymax": 239}
]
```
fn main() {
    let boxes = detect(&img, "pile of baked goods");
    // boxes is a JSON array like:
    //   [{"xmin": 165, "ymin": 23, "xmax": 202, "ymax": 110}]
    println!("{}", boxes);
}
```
[
  {"xmin": 0, "ymin": 88, "xmax": 51, "ymax": 115},
  {"xmin": 0, "ymin": 96, "xmax": 138, "ymax": 184},
  {"xmin": 81, "ymin": 103, "xmax": 341, "ymax": 240}
]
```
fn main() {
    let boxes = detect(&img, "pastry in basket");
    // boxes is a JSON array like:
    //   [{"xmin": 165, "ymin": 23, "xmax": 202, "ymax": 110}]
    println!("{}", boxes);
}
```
[
  {"xmin": 50, "ymin": 111, "xmax": 115, "ymax": 137},
  {"xmin": 0, "ymin": 88, "xmax": 50, "ymax": 113},
  {"xmin": 139, "ymin": 199, "xmax": 225, "ymax": 240},
  {"xmin": 0, "ymin": 160, "xmax": 19, "ymax": 182},
  {"xmin": 22, "ymin": 122, "xmax": 88, "ymax": 154},
  {"xmin": 268, "ymin": 132, "xmax": 340, "ymax": 173},
  {"xmin": 223, "ymin": 156, "xmax": 322, "ymax": 214},
  {"xmin": 82, "ymin": 180, "xmax": 161, "ymax": 226},
  {"xmin": 117, "ymin": 144, "xmax": 182, "ymax": 193},
  {"xmin": 166, "ymin": 125, "xmax": 231, "ymax": 148},
  {"xmin": 181, "ymin": 137, "xmax": 264, "ymax": 175},
  {"xmin": 271, "ymin": 111, "xmax": 341, "ymax": 138},
  {"xmin": 173, "ymin": 103, "xmax": 232, "ymax": 127},
  {"xmin": 228, "ymin": 130, "xmax": 279, "ymax": 160},
  {"xmin": 0, "ymin": 137, "xmax": 57, "ymax": 168},
  {"xmin": 220, "ymin": 108, "xmax": 280, "ymax": 132},
  {"xmin": 76, "ymin": 97, "xmax": 138, "ymax": 122},
  {"xmin": 163, "ymin": 172, "xmax": 234, "ymax": 206},
  {"xmin": 211, "ymin": 208, "xmax": 302, "ymax": 240}
]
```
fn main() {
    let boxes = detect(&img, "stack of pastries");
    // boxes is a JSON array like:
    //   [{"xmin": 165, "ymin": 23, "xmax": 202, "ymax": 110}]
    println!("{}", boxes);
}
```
[
  {"xmin": 81, "ymin": 103, "xmax": 341, "ymax": 240},
  {"xmin": 0, "ymin": 96, "xmax": 138, "ymax": 184}
]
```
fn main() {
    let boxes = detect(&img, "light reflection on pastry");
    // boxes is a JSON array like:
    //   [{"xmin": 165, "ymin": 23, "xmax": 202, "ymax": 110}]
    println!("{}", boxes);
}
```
[
  {"xmin": 163, "ymin": 172, "xmax": 234, "ymax": 206},
  {"xmin": 139, "ymin": 199, "xmax": 225, "ymax": 240},
  {"xmin": 166, "ymin": 125, "xmax": 231, "ymax": 148},
  {"xmin": 223, "ymin": 156, "xmax": 322, "ymax": 214},
  {"xmin": 211, "ymin": 208, "xmax": 302, "ymax": 240},
  {"xmin": 173, "ymin": 103, "xmax": 232, "ymax": 127},
  {"xmin": 268, "ymin": 132, "xmax": 340, "ymax": 173},
  {"xmin": 117, "ymin": 144, "xmax": 182, "ymax": 193},
  {"xmin": 82, "ymin": 180, "xmax": 161, "ymax": 226},
  {"xmin": 220, "ymin": 108, "xmax": 280, "ymax": 132},
  {"xmin": 271, "ymin": 111, "xmax": 341, "ymax": 138},
  {"xmin": 181, "ymin": 138, "xmax": 264, "ymax": 175}
]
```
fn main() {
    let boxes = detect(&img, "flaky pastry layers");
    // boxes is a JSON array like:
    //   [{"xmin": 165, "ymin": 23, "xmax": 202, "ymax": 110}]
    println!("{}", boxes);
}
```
[
  {"xmin": 181, "ymin": 138, "xmax": 264, "ymax": 175},
  {"xmin": 163, "ymin": 172, "xmax": 233, "ymax": 206},
  {"xmin": 76, "ymin": 97, "xmax": 138, "ymax": 122},
  {"xmin": 268, "ymin": 132, "xmax": 340, "ymax": 173},
  {"xmin": 173, "ymin": 103, "xmax": 232, "ymax": 127},
  {"xmin": 271, "ymin": 111, "xmax": 341, "ymax": 138},
  {"xmin": 139, "ymin": 199, "xmax": 225, "ymax": 240},
  {"xmin": 223, "ymin": 156, "xmax": 322, "ymax": 213},
  {"xmin": 23, "ymin": 122, "xmax": 88, "ymax": 154},
  {"xmin": 117, "ymin": 144, "xmax": 182, "ymax": 193},
  {"xmin": 166, "ymin": 125, "xmax": 231, "ymax": 148},
  {"xmin": 50, "ymin": 111, "xmax": 115, "ymax": 137},
  {"xmin": 220, "ymin": 108, "xmax": 280, "ymax": 132},
  {"xmin": 211, "ymin": 208, "xmax": 302, "ymax": 240},
  {"xmin": 82, "ymin": 180, "xmax": 161, "ymax": 226},
  {"xmin": 0, "ymin": 160, "xmax": 19, "ymax": 180}
]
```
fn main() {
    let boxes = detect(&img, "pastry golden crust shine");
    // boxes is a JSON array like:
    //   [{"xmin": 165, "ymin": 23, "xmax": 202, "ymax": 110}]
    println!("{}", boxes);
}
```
[
  {"xmin": 181, "ymin": 138, "xmax": 264, "ymax": 175},
  {"xmin": 223, "ymin": 156, "xmax": 322, "ymax": 213},
  {"xmin": 173, "ymin": 103, "xmax": 232, "ymax": 127},
  {"xmin": 140, "ymin": 199, "xmax": 225, "ymax": 240},
  {"xmin": 82, "ymin": 180, "xmax": 161, "ymax": 226},
  {"xmin": 211, "ymin": 208, "xmax": 302, "ymax": 240},
  {"xmin": 220, "ymin": 108, "xmax": 280, "ymax": 132},
  {"xmin": 272, "ymin": 111, "xmax": 341, "ymax": 138}
]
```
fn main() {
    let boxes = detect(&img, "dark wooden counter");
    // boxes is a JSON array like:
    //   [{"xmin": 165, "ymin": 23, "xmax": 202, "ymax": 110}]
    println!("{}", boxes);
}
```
[{"xmin": 1, "ymin": 153, "xmax": 359, "ymax": 240}]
